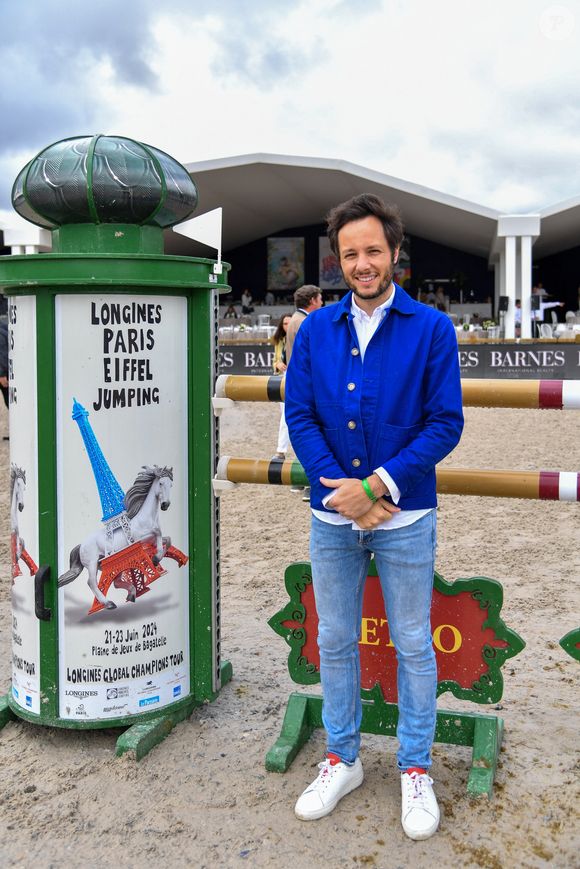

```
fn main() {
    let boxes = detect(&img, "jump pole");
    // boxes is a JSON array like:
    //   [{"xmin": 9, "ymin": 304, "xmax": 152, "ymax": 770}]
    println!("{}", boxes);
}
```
[
  {"xmin": 215, "ymin": 457, "xmax": 580, "ymax": 502},
  {"xmin": 214, "ymin": 375, "xmax": 580, "ymax": 410}
]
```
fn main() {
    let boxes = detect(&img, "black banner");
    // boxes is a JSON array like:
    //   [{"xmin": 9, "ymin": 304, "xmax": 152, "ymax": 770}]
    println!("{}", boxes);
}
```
[
  {"xmin": 219, "ymin": 344, "xmax": 275, "ymax": 376},
  {"xmin": 219, "ymin": 342, "xmax": 580, "ymax": 380},
  {"xmin": 457, "ymin": 343, "xmax": 580, "ymax": 379}
]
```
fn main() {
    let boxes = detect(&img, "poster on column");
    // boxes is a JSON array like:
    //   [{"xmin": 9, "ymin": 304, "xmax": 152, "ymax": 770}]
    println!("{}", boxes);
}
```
[
  {"xmin": 8, "ymin": 295, "xmax": 41, "ymax": 715},
  {"xmin": 55, "ymin": 294, "xmax": 190, "ymax": 721}
]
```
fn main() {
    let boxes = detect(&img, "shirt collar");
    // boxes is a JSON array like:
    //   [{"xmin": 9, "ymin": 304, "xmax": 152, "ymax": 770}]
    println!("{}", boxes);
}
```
[
  {"xmin": 350, "ymin": 286, "xmax": 395, "ymax": 322},
  {"xmin": 331, "ymin": 284, "xmax": 416, "ymax": 322}
]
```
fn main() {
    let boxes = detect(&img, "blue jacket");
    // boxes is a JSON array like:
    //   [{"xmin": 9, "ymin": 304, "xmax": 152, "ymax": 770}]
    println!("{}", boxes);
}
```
[{"xmin": 285, "ymin": 286, "xmax": 464, "ymax": 512}]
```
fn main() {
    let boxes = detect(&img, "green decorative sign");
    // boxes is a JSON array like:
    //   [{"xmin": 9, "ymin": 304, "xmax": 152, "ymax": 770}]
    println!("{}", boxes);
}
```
[{"xmin": 559, "ymin": 628, "xmax": 580, "ymax": 662}]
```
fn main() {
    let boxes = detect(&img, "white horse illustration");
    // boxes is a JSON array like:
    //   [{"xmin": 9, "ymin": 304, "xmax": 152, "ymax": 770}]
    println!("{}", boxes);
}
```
[
  {"xmin": 11, "ymin": 464, "xmax": 26, "ymax": 561},
  {"xmin": 58, "ymin": 465, "xmax": 173, "ymax": 609}
]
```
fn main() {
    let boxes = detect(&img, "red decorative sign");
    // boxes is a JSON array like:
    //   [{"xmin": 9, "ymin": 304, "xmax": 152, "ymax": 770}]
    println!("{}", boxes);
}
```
[{"xmin": 270, "ymin": 564, "xmax": 525, "ymax": 705}]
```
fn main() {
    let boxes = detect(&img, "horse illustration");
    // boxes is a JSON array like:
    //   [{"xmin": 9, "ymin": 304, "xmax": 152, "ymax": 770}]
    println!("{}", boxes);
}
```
[
  {"xmin": 58, "ymin": 465, "xmax": 174, "ymax": 609},
  {"xmin": 10, "ymin": 464, "xmax": 38, "ymax": 580}
]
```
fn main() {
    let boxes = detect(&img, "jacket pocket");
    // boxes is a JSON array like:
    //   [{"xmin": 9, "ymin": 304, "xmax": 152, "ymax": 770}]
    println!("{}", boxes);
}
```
[{"xmin": 379, "ymin": 422, "xmax": 422, "ymax": 448}]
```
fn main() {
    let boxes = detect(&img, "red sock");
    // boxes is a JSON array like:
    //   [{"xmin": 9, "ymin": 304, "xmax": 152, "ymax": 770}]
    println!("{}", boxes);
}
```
[
  {"xmin": 404, "ymin": 767, "xmax": 427, "ymax": 776},
  {"xmin": 326, "ymin": 752, "xmax": 343, "ymax": 766}
]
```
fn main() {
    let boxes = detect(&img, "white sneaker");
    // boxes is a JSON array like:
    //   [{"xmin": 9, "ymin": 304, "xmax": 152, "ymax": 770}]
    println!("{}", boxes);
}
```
[
  {"xmin": 295, "ymin": 754, "xmax": 364, "ymax": 820},
  {"xmin": 400, "ymin": 768, "xmax": 440, "ymax": 840}
]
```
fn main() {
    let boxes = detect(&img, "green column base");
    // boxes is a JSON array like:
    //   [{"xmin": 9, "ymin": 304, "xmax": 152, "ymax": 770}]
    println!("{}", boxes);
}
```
[
  {"xmin": 116, "ymin": 696, "xmax": 201, "ymax": 760},
  {"xmin": 115, "ymin": 660, "xmax": 233, "ymax": 760},
  {"xmin": 266, "ymin": 690, "xmax": 503, "ymax": 799},
  {"xmin": 219, "ymin": 659, "xmax": 233, "ymax": 688},
  {"xmin": 0, "ymin": 694, "xmax": 16, "ymax": 730}
]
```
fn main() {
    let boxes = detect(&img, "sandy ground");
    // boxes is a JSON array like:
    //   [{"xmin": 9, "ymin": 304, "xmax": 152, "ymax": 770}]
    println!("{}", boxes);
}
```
[{"xmin": 0, "ymin": 395, "xmax": 579, "ymax": 869}]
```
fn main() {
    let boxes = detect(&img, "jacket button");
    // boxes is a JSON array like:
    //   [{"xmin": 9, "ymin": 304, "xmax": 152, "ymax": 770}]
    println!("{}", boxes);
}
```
[
  {"xmin": 348, "ymin": 420, "xmax": 356, "ymax": 430},
  {"xmin": 347, "ymin": 382, "xmax": 356, "ymax": 391},
  {"xmin": 352, "ymin": 458, "xmax": 361, "ymax": 467},
  {"xmin": 351, "ymin": 348, "xmax": 359, "ymax": 356}
]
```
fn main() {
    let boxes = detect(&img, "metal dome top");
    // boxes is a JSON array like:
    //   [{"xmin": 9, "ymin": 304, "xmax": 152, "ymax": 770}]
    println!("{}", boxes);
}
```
[{"xmin": 12, "ymin": 135, "xmax": 199, "ymax": 230}]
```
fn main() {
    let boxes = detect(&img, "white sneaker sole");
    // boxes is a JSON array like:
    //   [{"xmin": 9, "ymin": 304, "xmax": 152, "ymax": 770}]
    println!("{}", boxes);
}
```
[{"xmin": 294, "ymin": 767, "xmax": 364, "ymax": 821}]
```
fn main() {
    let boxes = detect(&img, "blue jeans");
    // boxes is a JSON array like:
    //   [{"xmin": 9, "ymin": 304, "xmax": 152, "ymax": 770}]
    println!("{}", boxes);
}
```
[{"xmin": 309, "ymin": 511, "xmax": 437, "ymax": 770}]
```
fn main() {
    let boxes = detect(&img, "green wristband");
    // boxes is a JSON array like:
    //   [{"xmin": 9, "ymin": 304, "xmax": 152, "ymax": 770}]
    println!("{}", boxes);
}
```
[{"xmin": 361, "ymin": 477, "xmax": 378, "ymax": 503}]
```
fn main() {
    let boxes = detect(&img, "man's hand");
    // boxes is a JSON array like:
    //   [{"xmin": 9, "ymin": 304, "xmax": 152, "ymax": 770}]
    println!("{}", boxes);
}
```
[
  {"xmin": 355, "ymin": 498, "xmax": 401, "ymax": 530},
  {"xmin": 320, "ymin": 473, "xmax": 392, "ymax": 520}
]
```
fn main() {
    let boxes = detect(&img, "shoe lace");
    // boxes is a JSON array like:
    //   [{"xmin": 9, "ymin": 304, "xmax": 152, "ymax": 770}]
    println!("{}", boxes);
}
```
[
  {"xmin": 310, "ymin": 759, "xmax": 336, "ymax": 791},
  {"xmin": 406, "ymin": 773, "xmax": 434, "ymax": 809}
]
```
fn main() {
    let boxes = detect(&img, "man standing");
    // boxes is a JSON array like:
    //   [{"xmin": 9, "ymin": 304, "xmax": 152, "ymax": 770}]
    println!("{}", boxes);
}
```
[
  {"xmin": 285, "ymin": 284, "xmax": 323, "ymax": 363},
  {"xmin": 285, "ymin": 194, "xmax": 463, "ymax": 840}
]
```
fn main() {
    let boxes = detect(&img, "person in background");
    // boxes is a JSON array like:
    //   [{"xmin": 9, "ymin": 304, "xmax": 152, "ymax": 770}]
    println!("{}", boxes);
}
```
[
  {"xmin": 271, "ymin": 313, "xmax": 293, "ymax": 461},
  {"xmin": 434, "ymin": 286, "xmax": 448, "ymax": 311},
  {"xmin": 533, "ymin": 299, "xmax": 564, "ymax": 326},
  {"xmin": 424, "ymin": 286, "xmax": 437, "ymax": 305},
  {"xmin": 241, "ymin": 289, "xmax": 254, "ymax": 314},
  {"xmin": 514, "ymin": 299, "xmax": 522, "ymax": 337},
  {"xmin": 265, "ymin": 290, "xmax": 275, "ymax": 306},
  {"xmin": 285, "ymin": 192, "xmax": 463, "ymax": 840},
  {"xmin": 223, "ymin": 303, "xmax": 239, "ymax": 319},
  {"xmin": 0, "ymin": 321, "xmax": 9, "ymax": 439},
  {"xmin": 285, "ymin": 285, "xmax": 323, "ymax": 362},
  {"xmin": 286, "ymin": 285, "xmax": 323, "ymax": 500}
]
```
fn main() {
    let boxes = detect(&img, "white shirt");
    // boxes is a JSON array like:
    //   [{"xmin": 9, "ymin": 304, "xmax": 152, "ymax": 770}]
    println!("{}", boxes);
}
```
[{"xmin": 312, "ymin": 287, "xmax": 433, "ymax": 531}]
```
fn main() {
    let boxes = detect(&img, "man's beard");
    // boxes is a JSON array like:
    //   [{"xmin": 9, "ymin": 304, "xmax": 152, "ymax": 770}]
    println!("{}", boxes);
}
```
[{"xmin": 345, "ymin": 264, "xmax": 395, "ymax": 301}]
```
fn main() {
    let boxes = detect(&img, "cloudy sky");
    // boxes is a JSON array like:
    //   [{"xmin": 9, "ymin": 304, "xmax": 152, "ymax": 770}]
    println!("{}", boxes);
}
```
[{"xmin": 1, "ymin": 0, "xmax": 579, "ymax": 224}]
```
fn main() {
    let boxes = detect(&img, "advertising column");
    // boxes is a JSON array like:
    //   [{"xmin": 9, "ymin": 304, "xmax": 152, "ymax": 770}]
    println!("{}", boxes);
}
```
[{"xmin": 55, "ymin": 293, "xmax": 190, "ymax": 721}]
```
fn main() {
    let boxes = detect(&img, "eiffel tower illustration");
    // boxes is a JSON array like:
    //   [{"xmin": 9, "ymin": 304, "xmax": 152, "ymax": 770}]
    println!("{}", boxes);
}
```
[
  {"xmin": 71, "ymin": 399, "xmax": 167, "ymax": 614},
  {"xmin": 72, "ymin": 399, "xmax": 134, "ymax": 554}
]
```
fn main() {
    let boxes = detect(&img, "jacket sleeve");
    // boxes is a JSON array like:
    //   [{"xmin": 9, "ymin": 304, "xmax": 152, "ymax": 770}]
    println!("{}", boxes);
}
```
[
  {"xmin": 381, "ymin": 314, "xmax": 464, "ymax": 496},
  {"xmin": 285, "ymin": 318, "xmax": 348, "ymax": 491}
]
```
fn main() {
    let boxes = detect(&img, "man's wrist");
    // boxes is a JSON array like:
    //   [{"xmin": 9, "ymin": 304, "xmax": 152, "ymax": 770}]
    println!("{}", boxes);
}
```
[{"xmin": 368, "ymin": 472, "xmax": 389, "ymax": 498}]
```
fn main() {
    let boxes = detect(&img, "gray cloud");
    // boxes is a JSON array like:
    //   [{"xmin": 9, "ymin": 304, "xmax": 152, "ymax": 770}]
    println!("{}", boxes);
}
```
[
  {"xmin": 207, "ymin": 0, "xmax": 380, "ymax": 86},
  {"xmin": 431, "ymin": 124, "xmax": 580, "ymax": 211},
  {"xmin": 0, "ymin": 0, "xmax": 180, "ymax": 206},
  {"xmin": 0, "ymin": 0, "xmax": 159, "ymax": 86}
]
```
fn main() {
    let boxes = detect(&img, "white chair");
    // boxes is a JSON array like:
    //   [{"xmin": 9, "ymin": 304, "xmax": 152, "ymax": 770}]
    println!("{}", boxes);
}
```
[
  {"xmin": 551, "ymin": 310, "xmax": 559, "ymax": 325},
  {"xmin": 539, "ymin": 324, "xmax": 553, "ymax": 338}
]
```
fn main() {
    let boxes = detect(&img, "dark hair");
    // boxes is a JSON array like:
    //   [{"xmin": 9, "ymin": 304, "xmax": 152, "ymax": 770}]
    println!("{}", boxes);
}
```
[
  {"xmin": 326, "ymin": 193, "xmax": 404, "ymax": 258},
  {"xmin": 272, "ymin": 312, "xmax": 293, "ymax": 344},
  {"xmin": 294, "ymin": 284, "xmax": 321, "ymax": 309}
]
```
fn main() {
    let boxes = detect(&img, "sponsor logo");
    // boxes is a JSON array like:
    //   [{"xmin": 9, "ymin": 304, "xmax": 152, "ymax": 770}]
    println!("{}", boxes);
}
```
[
  {"xmin": 75, "ymin": 703, "xmax": 88, "ymax": 716},
  {"xmin": 25, "ymin": 695, "xmax": 32, "ymax": 708},
  {"xmin": 106, "ymin": 685, "xmax": 129, "ymax": 699},
  {"xmin": 102, "ymin": 704, "xmax": 128, "ymax": 714},
  {"xmin": 490, "ymin": 349, "xmax": 566, "ymax": 369},
  {"xmin": 138, "ymin": 683, "xmax": 159, "ymax": 695},
  {"xmin": 173, "ymin": 684, "xmax": 182, "ymax": 698},
  {"xmin": 138, "ymin": 695, "xmax": 160, "ymax": 708},
  {"xmin": 66, "ymin": 689, "xmax": 98, "ymax": 699},
  {"xmin": 12, "ymin": 687, "xmax": 19, "ymax": 699}
]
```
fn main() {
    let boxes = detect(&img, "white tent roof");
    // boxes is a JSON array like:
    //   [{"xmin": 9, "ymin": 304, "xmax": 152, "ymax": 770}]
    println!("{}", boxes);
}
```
[{"xmin": 165, "ymin": 153, "xmax": 501, "ymax": 259}]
